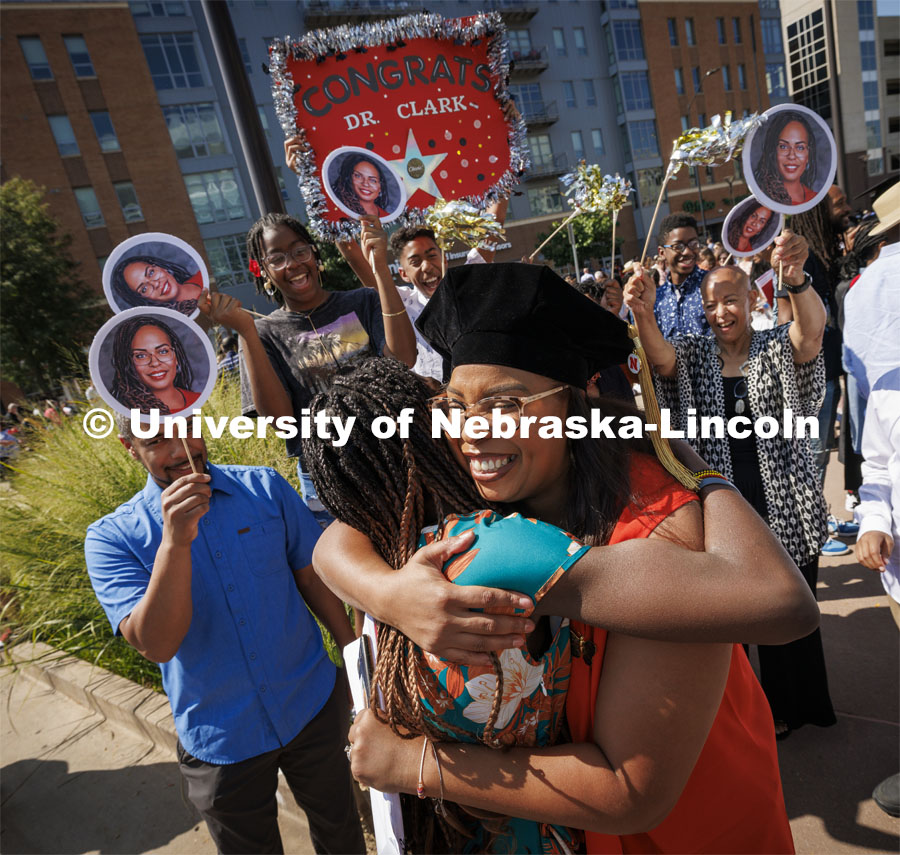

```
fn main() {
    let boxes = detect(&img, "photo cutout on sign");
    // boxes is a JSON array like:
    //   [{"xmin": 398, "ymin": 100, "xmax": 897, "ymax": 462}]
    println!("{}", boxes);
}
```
[
  {"xmin": 89, "ymin": 307, "xmax": 217, "ymax": 423},
  {"xmin": 322, "ymin": 147, "xmax": 407, "ymax": 223},
  {"xmin": 743, "ymin": 104, "xmax": 837, "ymax": 215},
  {"xmin": 103, "ymin": 233, "xmax": 208, "ymax": 319},
  {"xmin": 722, "ymin": 196, "xmax": 784, "ymax": 258}
]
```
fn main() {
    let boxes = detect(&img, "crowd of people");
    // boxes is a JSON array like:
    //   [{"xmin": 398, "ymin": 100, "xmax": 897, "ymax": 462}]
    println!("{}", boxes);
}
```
[{"xmin": 70, "ymin": 170, "xmax": 899, "ymax": 854}]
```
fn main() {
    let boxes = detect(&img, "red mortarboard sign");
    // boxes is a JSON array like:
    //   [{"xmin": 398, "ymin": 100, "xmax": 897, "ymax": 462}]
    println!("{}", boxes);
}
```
[{"xmin": 269, "ymin": 12, "xmax": 528, "ymax": 242}]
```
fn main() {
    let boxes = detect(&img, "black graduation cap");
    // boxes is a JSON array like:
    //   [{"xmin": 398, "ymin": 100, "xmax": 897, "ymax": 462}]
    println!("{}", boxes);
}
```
[{"xmin": 416, "ymin": 263, "xmax": 633, "ymax": 388}]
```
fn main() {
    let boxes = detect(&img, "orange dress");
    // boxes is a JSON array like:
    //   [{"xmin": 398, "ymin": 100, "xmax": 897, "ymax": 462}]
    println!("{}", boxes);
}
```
[{"xmin": 567, "ymin": 455, "xmax": 794, "ymax": 854}]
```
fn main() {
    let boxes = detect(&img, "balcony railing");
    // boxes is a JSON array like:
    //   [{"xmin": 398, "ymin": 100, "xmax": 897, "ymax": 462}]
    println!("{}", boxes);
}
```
[
  {"xmin": 520, "ymin": 100, "xmax": 558, "ymax": 127},
  {"xmin": 525, "ymin": 152, "xmax": 568, "ymax": 180},
  {"xmin": 480, "ymin": 0, "xmax": 539, "ymax": 23},
  {"xmin": 303, "ymin": 0, "xmax": 421, "ymax": 27},
  {"xmin": 509, "ymin": 45, "xmax": 549, "ymax": 75}
]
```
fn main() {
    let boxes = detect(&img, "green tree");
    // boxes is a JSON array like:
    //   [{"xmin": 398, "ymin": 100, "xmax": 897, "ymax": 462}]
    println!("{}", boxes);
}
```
[
  {"xmin": 319, "ymin": 240, "xmax": 362, "ymax": 292},
  {"xmin": 1, "ymin": 178, "xmax": 106, "ymax": 394},
  {"xmin": 534, "ymin": 210, "xmax": 620, "ymax": 270}
]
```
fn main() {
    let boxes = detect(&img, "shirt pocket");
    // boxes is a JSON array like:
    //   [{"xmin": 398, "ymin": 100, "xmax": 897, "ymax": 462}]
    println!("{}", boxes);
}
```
[{"xmin": 238, "ymin": 517, "xmax": 289, "ymax": 577}]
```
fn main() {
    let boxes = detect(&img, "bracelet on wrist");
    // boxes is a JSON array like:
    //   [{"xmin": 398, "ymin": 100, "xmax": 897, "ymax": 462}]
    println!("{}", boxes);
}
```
[
  {"xmin": 382, "ymin": 308, "xmax": 407, "ymax": 318},
  {"xmin": 698, "ymin": 475, "xmax": 735, "ymax": 491},
  {"xmin": 783, "ymin": 271, "xmax": 812, "ymax": 295},
  {"xmin": 692, "ymin": 469, "xmax": 726, "ymax": 481}
]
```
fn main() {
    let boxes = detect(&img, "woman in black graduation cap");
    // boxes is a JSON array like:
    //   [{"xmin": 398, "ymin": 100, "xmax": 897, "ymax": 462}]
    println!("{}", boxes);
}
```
[{"xmin": 311, "ymin": 264, "xmax": 804, "ymax": 852}]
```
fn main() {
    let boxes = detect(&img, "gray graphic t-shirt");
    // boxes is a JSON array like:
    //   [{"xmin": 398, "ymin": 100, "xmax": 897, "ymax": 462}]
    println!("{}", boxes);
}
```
[{"xmin": 240, "ymin": 289, "xmax": 386, "ymax": 458}]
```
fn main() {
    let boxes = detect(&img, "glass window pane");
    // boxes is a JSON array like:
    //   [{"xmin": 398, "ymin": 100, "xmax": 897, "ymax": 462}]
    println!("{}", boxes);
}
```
[
  {"xmin": 48, "ymin": 115, "xmax": 79, "ymax": 157},
  {"xmin": 527, "ymin": 185, "xmax": 563, "ymax": 217},
  {"xmin": 553, "ymin": 28, "xmax": 566, "ymax": 56},
  {"xmin": 674, "ymin": 68, "xmax": 684, "ymax": 95},
  {"xmin": 613, "ymin": 21, "xmax": 644, "ymax": 60},
  {"xmin": 592, "ymin": 129, "xmax": 604, "ymax": 155},
  {"xmin": 141, "ymin": 32, "xmax": 204, "ymax": 90},
  {"xmin": 574, "ymin": 28, "xmax": 587, "ymax": 55},
  {"xmin": 89, "ymin": 111, "xmax": 121, "ymax": 152},
  {"xmin": 19, "ymin": 37, "xmax": 53, "ymax": 80},
  {"xmin": 74, "ymin": 187, "xmax": 104, "ymax": 227},
  {"xmin": 584, "ymin": 79, "xmax": 596, "ymax": 106},
  {"xmin": 733, "ymin": 18, "xmax": 742, "ymax": 44},
  {"xmin": 717, "ymin": 19, "xmax": 726, "ymax": 44},
  {"xmin": 667, "ymin": 19, "xmax": 678, "ymax": 47},
  {"xmin": 685, "ymin": 19, "xmax": 696, "ymax": 46},
  {"xmin": 629, "ymin": 120, "xmax": 659, "ymax": 160},
  {"xmin": 563, "ymin": 81, "xmax": 576, "ymax": 108},
  {"xmin": 63, "ymin": 35, "xmax": 95, "ymax": 76},
  {"xmin": 621, "ymin": 71, "xmax": 652, "ymax": 111},
  {"xmin": 571, "ymin": 130, "xmax": 584, "ymax": 160},
  {"xmin": 114, "ymin": 182, "xmax": 144, "ymax": 222}
]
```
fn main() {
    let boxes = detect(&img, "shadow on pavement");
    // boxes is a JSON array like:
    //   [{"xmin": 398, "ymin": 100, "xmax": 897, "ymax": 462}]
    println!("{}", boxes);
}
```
[{"xmin": 0, "ymin": 757, "xmax": 202, "ymax": 854}]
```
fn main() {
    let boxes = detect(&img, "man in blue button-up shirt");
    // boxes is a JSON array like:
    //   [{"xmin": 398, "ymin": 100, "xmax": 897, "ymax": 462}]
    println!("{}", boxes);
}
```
[
  {"xmin": 645, "ymin": 213, "xmax": 712, "ymax": 339},
  {"xmin": 85, "ymin": 422, "xmax": 364, "ymax": 854}
]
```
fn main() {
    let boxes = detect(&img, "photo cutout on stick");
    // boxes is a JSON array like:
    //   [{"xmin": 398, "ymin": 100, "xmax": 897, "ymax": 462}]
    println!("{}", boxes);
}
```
[
  {"xmin": 103, "ymin": 233, "xmax": 208, "ymax": 319},
  {"xmin": 743, "ymin": 103, "xmax": 837, "ymax": 216},
  {"xmin": 89, "ymin": 307, "xmax": 217, "ymax": 424},
  {"xmin": 722, "ymin": 196, "xmax": 784, "ymax": 258},
  {"xmin": 322, "ymin": 147, "xmax": 408, "ymax": 224}
]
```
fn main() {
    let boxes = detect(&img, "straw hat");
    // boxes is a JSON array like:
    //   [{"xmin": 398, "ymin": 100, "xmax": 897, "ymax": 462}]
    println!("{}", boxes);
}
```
[{"xmin": 869, "ymin": 181, "xmax": 900, "ymax": 236}]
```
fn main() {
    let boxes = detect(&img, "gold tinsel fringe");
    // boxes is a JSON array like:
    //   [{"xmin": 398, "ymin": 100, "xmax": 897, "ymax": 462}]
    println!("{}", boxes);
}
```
[{"xmin": 628, "ymin": 324, "xmax": 700, "ymax": 492}]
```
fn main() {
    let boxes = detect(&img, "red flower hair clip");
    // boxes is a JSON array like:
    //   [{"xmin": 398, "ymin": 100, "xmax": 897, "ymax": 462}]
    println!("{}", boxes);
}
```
[{"xmin": 248, "ymin": 259, "xmax": 261, "ymax": 277}]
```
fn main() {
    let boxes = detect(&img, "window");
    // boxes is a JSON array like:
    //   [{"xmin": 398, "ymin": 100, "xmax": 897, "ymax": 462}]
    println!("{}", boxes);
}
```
[
  {"xmin": 761, "ymin": 19, "xmax": 783, "ymax": 54},
  {"xmin": 276, "ymin": 168, "xmax": 290, "ymax": 202},
  {"xmin": 63, "ymin": 36, "xmax": 95, "ymax": 77},
  {"xmin": 553, "ymin": 28, "xmax": 566, "ymax": 56},
  {"xmin": 787, "ymin": 10, "xmax": 830, "ymax": 94},
  {"xmin": 183, "ymin": 169, "xmax": 246, "ymax": 224},
  {"xmin": 629, "ymin": 120, "xmax": 659, "ymax": 160},
  {"xmin": 857, "ymin": 0, "xmax": 874, "ymax": 31},
  {"xmin": 574, "ymin": 28, "xmax": 587, "ymax": 55},
  {"xmin": 691, "ymin": 67, "xmax": 701, "ymax": 93},
  {"xmin": 238, "ymin": 38, "xmax": 252, "ymax": 75},
  {"xmin": 89, "ymin": 112, "xmax": 120, "ymax": 152},
  {"xmin": 74, "ymin": 187, "xmax": 104, "ymax": 228},
  {"xmin": 722, "ymin": 65, "xmax": 732, "ymax": 91},
  {"xmin": 257, "ymin": 105, "xmax": 269, "ymax": 130},
  {"xmin": 621, "ymin": 71, "xmax": 652, "ymax": 110},
  {"xmin": 563, "ymin": 81, "xmax": 576, "ymax": 108},
  {"xmin": 48, "ymin": 116, "xmax": 79, "ymax": 157},
  {"xmin": 508, "ymin": 29, "xmax": 533, "ymax": 56},
  {"xmin": 132, "ymin": 1, "xmax": 188, "ymax": 15},
  {"xmin": 114, "ymin": 182, "xmax": 144, "ymax": 223},
  {"xmin": 738, "ymin": 64, "xmax": 747, "ymax": 90},
  {"xmin": 571, "ymin": 130, "xmax": 585, "ymax": 160},
  {"xmin": 886, "ymin": 40, "xmax": 900, "ymax": 57},
  {"xmin": 716, "ymin": 19, "xmax": 726, "ymax": 45},
  {"xmin": 685, "ymin": 18, "xmax": 696, "ymax": 46},
  {"xmin": 583, "ymin": 79, "xmax": 597, "ymax": 106},
  {"xmin": 612, "ymin": 21, "xmax": 644, "ymax": 60},
  {"xmin": 732, "ymin": 18, "xmax": 742, "ymax": 44},
  {"xmin": 681, "ymin": 115, "xmax": 690, "ymax": 132},
  {"xmin": 667, "ymin": 18, "xmax": 678, "ymax": 47},
  {"xmin": 204, "ymin": 235, "xmax": 251, "ymax": 289},
  {"xmin": 528, "ymin": 134, "xmax": 554, "ymax": 166},
  {"xmin": 861, "ymin": 40, "xmax": 877, "ymax": 73},
  {"xmin": 635, "ymin": 168, "xmax": 665, "ymax": 207},
  {"xmin": 674, "ymin": 68, "xmax": 685, "ymax": 95},
  {"xmin": 766, "ymin": 63, "xmax": 787, "ymax": 97},
  {"xmin": 705, "ymin": 166, "xmax": 715, "ymax": 184},
  {"xmin": 866, "ymin": 119, "xmax": 881, "ymax": 149},
  {"xmin": 510, "ymin": 83, "xmax": 544, "ymax": 119},
  {"xmin": 140, "ymin": 33, "xmax": 204, "ymax": 90},
  {"xmin": 19, "ymin": 37, "xmax": 52, "ymax": 80},
  {"xmin": 592, "ymin": 129, "xmax": 605, "ymax": 155},
  {"xmin": 862, "ymin": 81, "xmax": 879, "ymax": 111},
  {"xmin": 163, "ymin": 103, "xmax": 226, "ymax": 158},
  {"xmin": 868, "ymin": 155, "xmax": 883, "ymax": 176},
  {"xmin": 887, "ymin": 79, "xmax": 900, "ymax": 96},
  {"xmin": 698, "ymin": 112, "xmax": 707, "ymax": 128},
  {"xmin": 888, "ymin": 116, "xmax": 900, "ymax": 134},
  {"xmin": 528, "ymin": 185, "xmax": 563, "ymax": 217}
]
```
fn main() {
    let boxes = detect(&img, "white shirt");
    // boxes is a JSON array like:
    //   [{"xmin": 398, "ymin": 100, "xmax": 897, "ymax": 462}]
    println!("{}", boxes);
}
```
[{"xmin": 398, "ymin": 286, "xmax": 444, "ymax": 381}]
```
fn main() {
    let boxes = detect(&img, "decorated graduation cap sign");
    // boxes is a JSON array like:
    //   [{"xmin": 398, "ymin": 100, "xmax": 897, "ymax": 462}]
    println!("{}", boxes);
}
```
[
  {"xmin": 88, "ymin": 307, "xmax": 218, "ymax": 424},
  {"xmin": 269, "ymin": 12, "xmax": 528, "ymax": 242},
  {"xmin": 103, "ymin": 233, "xmax": 208, "ymax": 320}
]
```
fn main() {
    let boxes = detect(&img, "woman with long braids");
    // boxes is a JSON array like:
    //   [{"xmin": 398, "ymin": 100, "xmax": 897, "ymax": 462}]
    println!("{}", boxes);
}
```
[
  {"xmin": 756, "ymin": 110, "xmax": 818, "ymax": 207},
  {"xmin": 333, "ymin": 154, "xmax": 392, "ymax": 218},
  {"xmin": 311, "ymin": 265, "xmax": 811, "ymax": 852},
  {"xmin": 110, "ymin": 316, "xmax": 198, "ymax": 414},
  {"xmin": 727, "ymin": 203, "xmax": 775, "ymax": 254},
  {"xmin": 111, "ymin": 255, "xmax": 203, "ymax": 315}
]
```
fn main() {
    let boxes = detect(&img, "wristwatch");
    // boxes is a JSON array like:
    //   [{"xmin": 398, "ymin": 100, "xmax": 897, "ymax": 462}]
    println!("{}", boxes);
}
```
[{"xmin": 783, "ymin": 270, "xmax": 812, "ymax": 295}]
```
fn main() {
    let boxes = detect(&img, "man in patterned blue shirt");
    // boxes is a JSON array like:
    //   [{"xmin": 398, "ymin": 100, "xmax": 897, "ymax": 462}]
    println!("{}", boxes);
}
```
[
  {"xmin": 646, "ymin": 213, "xmax": 712, "ymax": 339},
  {"xmin": 85, "ymin": 421, "xmax": 364, "ymax": 854}
]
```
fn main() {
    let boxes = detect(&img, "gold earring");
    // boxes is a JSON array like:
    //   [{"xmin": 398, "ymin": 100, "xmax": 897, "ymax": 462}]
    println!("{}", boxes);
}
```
[{"xmin": 264, "ymin": 278, "xmax": 276, "ymax": 296}]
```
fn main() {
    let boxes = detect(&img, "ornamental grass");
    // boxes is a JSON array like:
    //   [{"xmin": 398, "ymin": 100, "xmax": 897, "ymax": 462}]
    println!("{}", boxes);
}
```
[{"xmin": 0, "ymin": 379, "xmax": 325, "ymax": 691}]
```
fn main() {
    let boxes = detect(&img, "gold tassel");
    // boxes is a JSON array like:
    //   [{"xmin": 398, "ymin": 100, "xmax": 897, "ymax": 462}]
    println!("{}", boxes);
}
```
[{"xmin": 628, "ymin": 324, "xmax": 700, "ymax": 492}]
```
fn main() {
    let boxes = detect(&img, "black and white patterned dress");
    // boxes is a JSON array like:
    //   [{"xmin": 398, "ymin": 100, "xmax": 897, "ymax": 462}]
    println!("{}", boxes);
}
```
[{"xmin": 654, "ymin": 323, "xmax": 828, "ymax": 565}]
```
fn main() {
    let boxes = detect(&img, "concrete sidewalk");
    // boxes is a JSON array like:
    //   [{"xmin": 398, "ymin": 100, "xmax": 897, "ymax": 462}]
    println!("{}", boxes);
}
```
[{"xmin": 0, "ymin": 451, "xmax": 898, "ymax": 854}]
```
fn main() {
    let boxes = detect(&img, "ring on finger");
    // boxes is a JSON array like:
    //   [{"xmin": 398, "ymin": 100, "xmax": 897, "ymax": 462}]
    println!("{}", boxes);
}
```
[{"xmin": 344, "ymin": 743, "xmax": 353, "ymax": 760}]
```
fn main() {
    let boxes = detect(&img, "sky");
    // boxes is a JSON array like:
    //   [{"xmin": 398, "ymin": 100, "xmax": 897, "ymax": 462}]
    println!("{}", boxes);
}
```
[{"xmin": 876, "ymin": 0, "xmax": 898, "ymax": 16}]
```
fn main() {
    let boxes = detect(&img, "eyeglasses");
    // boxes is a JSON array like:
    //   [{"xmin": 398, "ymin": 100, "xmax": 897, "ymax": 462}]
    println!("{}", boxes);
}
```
[
  {"xmin": 427, "ymin": 386, "xmax": 567, "ymax": 423},
  {"xmin": 264, "ymin": 243, "xmax": 314, "ymax": 270},
  {"xmin": 133, "ymin": 345, "xmax": 175, "ymax": 364},
  {"xmin": 662, "ymin": 240, "xmax": 702, "ymax": 253},
  {"xmin": 352, "ymin": 171, "xmax": 380, "ymax": 188}
]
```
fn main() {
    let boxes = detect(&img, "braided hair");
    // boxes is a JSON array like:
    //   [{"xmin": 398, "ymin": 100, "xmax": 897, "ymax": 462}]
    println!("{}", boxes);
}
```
[
  {"xmin": 334, "ymin": 154, "xmax": 391, "ymax": 216},
  {"xmin": 110, "ymin": 316, "xmax": 194, "ymax": 414},
  {"xmin": 246, "ymin": 213, "xmax": 320, "ymax": 306},
  {"xmin": 757, "ymin": 110, "xmax": 818, "ymax": 207},
  {"xmin": 791, "ymin": 193, "xmax": 840, "ymax": 275},
  {"xmin": 727, "ymin": 204, "xmax": 774, "ymax": 252},
  {"xmin": 111, "ymin": 255, "xmax": 199, "ymax": 315}
]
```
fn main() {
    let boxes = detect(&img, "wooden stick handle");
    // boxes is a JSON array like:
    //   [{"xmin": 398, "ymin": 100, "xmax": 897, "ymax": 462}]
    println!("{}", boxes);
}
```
[
  {"xmin": 181, "ymin": 435, "xmax": 198, "ymax": 474},
  {"xmin": 529, "ymin": 209, "xmax": 579, "ymax": 261},
  {"xmin": 441, "ymin": 248, "xmax": 447, "ymax": 278},
  {"xmin": 640, "ymin": 176, "xmax": 670, "ymax": 265},
  {"xmin": 724, "ymin": 253, "xmax": 733, "ymax": 266},
  {"xmin": 610, "ymin": 211, "xmax": 617, "ymax": 274}
]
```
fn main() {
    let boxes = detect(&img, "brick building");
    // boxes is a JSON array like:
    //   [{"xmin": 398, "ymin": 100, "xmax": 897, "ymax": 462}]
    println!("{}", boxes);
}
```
[{"xmin": 0, "ymin": 1, "xmax": 205, "ymax": 296}]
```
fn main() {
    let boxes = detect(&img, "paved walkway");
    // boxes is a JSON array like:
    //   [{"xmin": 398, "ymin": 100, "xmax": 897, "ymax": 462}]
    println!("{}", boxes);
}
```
[{"xmin": 0, "ymin": 452, "xmax": 898, "ymax": 854}]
